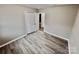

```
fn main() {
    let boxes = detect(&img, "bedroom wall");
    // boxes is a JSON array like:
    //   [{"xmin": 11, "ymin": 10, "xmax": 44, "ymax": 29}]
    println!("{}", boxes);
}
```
[
  {"xmin": 0, "ymin": 5, "xmax": 36, "ymax": 45},
  {"xmin": 39, "ymin": 5, "xmax": 78, "ymax": 39},
  {"xmin": 70, "ymin": 8, "xmax": 79, "ymax": 54}
]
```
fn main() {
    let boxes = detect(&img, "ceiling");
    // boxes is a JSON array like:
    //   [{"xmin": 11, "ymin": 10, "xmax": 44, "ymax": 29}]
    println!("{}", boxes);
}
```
[
  {"xmin": 20, "ymin": 4, "xmax": 79, "ymax": 9},
  {"xmin": 20, "ymin": 4, "xmax": 61, "ymax": 9}
]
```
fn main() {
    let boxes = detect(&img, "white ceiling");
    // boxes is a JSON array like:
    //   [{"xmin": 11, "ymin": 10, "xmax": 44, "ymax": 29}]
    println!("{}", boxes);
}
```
[
  {"xmin": 20, "ymin": 4, "xmax": 61, "ymax": 9},
  {"xmin": 20, "ymin": 4, "xmax": 78, "ymax": 9}
]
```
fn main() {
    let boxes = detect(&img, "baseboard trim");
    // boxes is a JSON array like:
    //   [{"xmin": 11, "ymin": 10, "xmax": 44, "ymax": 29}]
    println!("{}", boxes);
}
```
[
  {"xmin": 0, "ymin": 34, "xmax": 27, "ymax": 48},
  {"xmin": 68, "ymin": 40, "xmax": 71, "ymax": 54},
  {"xmin": 44, "ymin": 30, "xmax": 71, "ymax": 54},
  {"xmin": 44, "ymin": 30, "xmax": 69, "ymax": 41}
]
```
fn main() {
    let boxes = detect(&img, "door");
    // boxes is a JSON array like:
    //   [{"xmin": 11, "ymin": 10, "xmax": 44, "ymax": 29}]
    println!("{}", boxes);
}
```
[
  {"xmin": 25, "ymin": 13, "xmax": 39, "ymax": 34},
  {"xmin": 35, "ymin": 13, "xmax": 39, "ymax": 31}
]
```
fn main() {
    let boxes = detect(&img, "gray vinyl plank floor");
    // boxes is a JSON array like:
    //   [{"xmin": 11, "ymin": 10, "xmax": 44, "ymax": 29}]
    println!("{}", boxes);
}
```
[{"xmin": 0, "ymin": 31, "xmax": 69, "ymax": 54}]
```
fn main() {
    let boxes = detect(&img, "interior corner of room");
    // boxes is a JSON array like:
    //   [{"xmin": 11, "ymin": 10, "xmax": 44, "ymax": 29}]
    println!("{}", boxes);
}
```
[{"xmin": 0, "ymin": 4, "xmax": 79, "ymax": 54}]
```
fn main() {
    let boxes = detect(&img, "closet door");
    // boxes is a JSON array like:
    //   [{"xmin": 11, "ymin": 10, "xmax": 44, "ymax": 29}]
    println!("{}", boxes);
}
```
[{"xmin": 25, "ymin": 13, "xmax": 37, "ymax": 34}]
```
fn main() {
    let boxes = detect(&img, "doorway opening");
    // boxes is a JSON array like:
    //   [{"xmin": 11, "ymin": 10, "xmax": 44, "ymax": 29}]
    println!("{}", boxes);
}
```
[
  {"xmin": 39, "ymin": 14, "xmax": 41, "ymax": 30},
  {"xmin": 39, "ymin": 13, "xmax": 44, "ymax": 31},
  {"xmin": 39, "ymin": 13, "xmax": 45, "ymax": 31}
]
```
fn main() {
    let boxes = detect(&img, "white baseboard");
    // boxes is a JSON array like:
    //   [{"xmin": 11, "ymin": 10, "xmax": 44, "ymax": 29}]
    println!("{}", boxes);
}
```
[
  {"xmin": 44, "ymin": 30, "xmax": 69, "ymax": 41},
  {"xmin": 44, "ymin": 30, "xmax": 71, "ymax": 54},
  {"xmin": 0, "ymin": 34, "xmax": 27, "ymax": 48},
  {"xmin": 68, "ymin": 40, "xmax": 71, "ymax": 54}
]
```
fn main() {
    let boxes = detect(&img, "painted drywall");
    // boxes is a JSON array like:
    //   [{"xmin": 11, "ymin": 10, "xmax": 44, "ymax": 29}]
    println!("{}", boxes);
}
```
[
  {"xmin": 0, "ymin": 5, "xmax": 36, "ymax": 45},
  {"xmin": 39, "ymin": 6, "xmax": 78, "ymax": 39},
  {"xmin": 70, "ymin": 8, "xmax": 79, "ymax": 54}
]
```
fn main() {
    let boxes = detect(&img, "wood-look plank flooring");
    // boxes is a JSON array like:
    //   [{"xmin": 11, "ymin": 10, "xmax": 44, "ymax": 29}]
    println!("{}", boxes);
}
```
[{"xmin": 0, "ymin": 31, "xmax": 69, "ymax": 54}]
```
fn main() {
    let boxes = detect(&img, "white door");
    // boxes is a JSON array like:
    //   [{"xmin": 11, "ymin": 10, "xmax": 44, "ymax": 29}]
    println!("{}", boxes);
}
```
[
  {"xmin": 25, "ymin": 13, "xmax": 35, "ymax": 33},
  {"xmin": 25, "ymin": 13, "xmax": 39, "ymax": 34},
  {"xmin": 35, "ymin": 13, "xmax": 39, "ymax": 31}
]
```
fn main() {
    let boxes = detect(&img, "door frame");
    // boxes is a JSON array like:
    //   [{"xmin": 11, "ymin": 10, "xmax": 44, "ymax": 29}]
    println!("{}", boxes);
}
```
[{"xmin": 38, "ymin": 12, "xmax": 45, "ymax": 31}]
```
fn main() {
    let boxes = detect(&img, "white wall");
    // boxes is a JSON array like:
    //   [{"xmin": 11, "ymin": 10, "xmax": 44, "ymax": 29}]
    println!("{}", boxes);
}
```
[
  {"xmin": 39, "ymin": 6, "xmax": 78, "ymax": 39},
  {"xmin": 70, "ymin": 8, "xmax": 79, "ymax": 54},
  {"xmin": 0, "ymin": 5, "xmax": 36, "ymax": 45}
]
